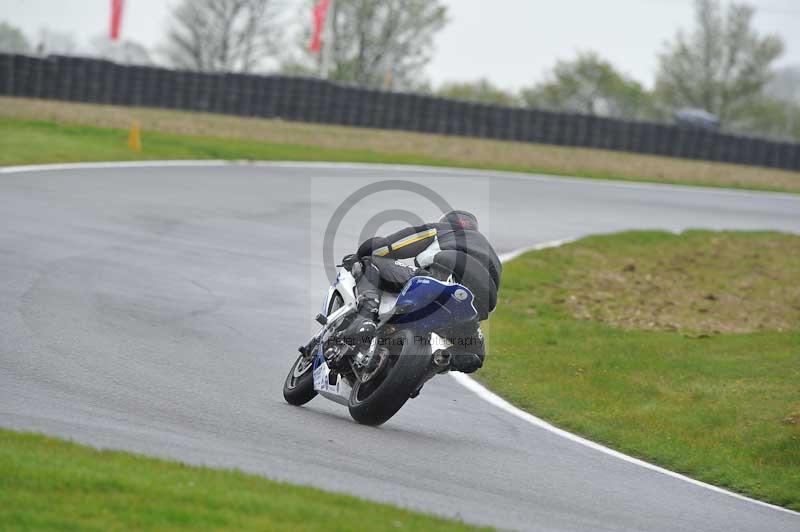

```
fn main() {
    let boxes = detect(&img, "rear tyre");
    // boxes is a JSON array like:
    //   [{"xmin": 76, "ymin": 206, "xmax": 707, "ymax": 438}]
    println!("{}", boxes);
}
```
[
  {"xmin": 348, "ymin": 329, "xmax": 431, "ymax": 426},
  {"xmin": 283, "ymin": 352, "xmax": 316, "ymax": 406}
]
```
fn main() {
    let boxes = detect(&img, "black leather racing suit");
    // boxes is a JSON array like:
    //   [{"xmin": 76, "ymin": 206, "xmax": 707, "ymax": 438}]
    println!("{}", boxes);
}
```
[{"xmin": 353, "ymin": 222, "xmax": 502, "ymax": 372}]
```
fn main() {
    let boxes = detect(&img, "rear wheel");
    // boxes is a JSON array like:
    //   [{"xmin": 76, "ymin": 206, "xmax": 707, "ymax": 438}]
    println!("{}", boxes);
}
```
[{"xmin": 348, "ymin": 329, "xmax": 431, "ymax": 426}]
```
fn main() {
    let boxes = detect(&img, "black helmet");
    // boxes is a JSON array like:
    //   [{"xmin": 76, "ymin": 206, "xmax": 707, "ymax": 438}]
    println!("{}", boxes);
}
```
[{"xmin": 438, "ymin": 210, "xmax": 478, "ymax": 230}]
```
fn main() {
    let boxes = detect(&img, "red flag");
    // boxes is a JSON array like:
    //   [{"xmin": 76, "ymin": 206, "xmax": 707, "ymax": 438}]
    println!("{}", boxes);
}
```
[
  {"xmin": 110, "ymin": 0, "xmax": 124, "ymax": 40},
  {"xmin": 309, "ymin": 0, "xmax": 330, "ymax": 53}
]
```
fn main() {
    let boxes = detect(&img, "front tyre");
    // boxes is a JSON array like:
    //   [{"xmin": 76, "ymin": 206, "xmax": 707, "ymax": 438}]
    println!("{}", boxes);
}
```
[
  {"xmin": 284, "ymin": 292, "xmax": 344, "ymax": 406},
  {"xmin": 283, "ymin": 352, "xmax": 317, "ymax": 406},
  {"xmin": 348, "ymin": 329, "xmax": 431, "ymax": 426}
]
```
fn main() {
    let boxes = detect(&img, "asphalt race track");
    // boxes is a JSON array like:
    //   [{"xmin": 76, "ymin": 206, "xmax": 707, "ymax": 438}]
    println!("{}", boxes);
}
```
[{"xmin": 1, "ymin": 162, "xmax": 799, "ymax": 531}]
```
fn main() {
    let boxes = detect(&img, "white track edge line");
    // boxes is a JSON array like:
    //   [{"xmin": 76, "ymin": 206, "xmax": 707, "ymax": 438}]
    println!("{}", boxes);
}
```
[
  {"xmin": 1, "ymin": 160, "xmax": 798, "ymax": 201},
  {"xmin": 450, "ymin": 238, "xmax": 799, "ymax": 517}
]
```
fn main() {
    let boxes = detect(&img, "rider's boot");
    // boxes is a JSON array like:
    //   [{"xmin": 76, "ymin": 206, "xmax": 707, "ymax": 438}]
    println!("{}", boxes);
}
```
[
  {"xmin": 449, "ymin": 352, "xmax": 484, "ymax": 373},
  {"xmin": 341, "ymin": 296, "xmax": 379, "ymax": 349},
  {"xmin": 446, "ymin": 324, "xmax": 485, "ymax": 374}
]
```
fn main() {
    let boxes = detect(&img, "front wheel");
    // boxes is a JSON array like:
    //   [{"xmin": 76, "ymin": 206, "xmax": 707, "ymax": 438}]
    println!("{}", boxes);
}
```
[
  {"xmin": 348, "ymin": 329, "xmax": 431, "ymax": 426},
  {"xmin": 283, "ymin": 352, "xmax": 317, "ymax": 406},
  {"xmin": 284, "ymin": 292, "xmax": 345, "ymax": 406}
]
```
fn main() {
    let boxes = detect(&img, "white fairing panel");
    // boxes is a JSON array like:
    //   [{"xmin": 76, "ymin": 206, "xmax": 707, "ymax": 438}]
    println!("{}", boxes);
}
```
[
  {"xmin": 321, "ymin": 268, "xmax": 359, "ymax": 328},
  {"xmin": 313, "ymin": 360, "xmax": 352, "ymax": 406},
  {"xmin": 333, "ymin": 268, "xmax": 358, "ymax": 308}
]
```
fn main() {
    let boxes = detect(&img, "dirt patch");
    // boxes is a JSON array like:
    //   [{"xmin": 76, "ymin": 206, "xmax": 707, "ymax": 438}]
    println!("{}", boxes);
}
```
[
  {"xmin": 556, "ymin": 232, "xmax": 800, "ymax": 334},
  {"xmin": 2, "ymin": 97, "xmax": 800, "ymax": 192}
]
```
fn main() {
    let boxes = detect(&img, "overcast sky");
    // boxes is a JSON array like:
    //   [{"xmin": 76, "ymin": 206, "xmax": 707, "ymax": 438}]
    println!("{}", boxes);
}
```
[{"xmin": 2, "ymin": 0, "xmax": 799, "ymax": 89}]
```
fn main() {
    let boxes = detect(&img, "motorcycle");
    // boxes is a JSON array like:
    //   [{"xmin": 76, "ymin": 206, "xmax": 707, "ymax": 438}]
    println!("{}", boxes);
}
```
[{"xmin": 283, "ymin": 260, "xmax": 478, "ymax": 426}]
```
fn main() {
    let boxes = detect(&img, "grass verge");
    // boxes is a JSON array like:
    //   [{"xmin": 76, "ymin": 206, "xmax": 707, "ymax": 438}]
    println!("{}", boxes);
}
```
[
  {"xmin": 0, "ymin": 429, "xmax": 485, "ymax": 531},
  {"xmin": 483, "ymin": 230, "xmax": 800, "ymax": 511},
  {"xmin": 2, "ymin": 97, "xmax": 800, "ymax": 193}
]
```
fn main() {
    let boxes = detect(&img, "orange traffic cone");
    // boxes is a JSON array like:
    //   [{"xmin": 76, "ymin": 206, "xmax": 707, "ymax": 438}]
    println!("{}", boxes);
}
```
[{"xmin": 128, "ymin": 120, "xmax": 142, "ymax": 153}]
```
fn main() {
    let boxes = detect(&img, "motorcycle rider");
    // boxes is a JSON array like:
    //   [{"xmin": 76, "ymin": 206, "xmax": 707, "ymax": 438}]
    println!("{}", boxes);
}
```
[{"xmin": 341, "ymin": 210, "xmax": 501, "ymax": 373}]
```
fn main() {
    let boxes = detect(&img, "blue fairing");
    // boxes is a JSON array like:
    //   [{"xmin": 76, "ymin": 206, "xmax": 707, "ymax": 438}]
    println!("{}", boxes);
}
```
[{"xmin": 389, "ymin": 276, "xmax": 478, "ymax": 333}]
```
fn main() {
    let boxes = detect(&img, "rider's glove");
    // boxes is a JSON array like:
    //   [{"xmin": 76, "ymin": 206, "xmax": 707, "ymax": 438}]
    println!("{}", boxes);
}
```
[{"xmin": 340, "ymin": 254, "xmax": 362, "ymax": 277}]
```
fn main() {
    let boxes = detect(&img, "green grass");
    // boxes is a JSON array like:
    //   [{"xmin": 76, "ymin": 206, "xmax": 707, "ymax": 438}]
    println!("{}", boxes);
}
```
[
  {"xmin": 0, "ymin": 117, "xmax": 437, "ymax": 167},
  {"xmin": 0, "ymin": 116, "xmax": 798, "ymax": 193},
  {"xmin": 0, "ymin": 429, "xmax": 486, "ymax": 531},
  {"xmin": 482, "ymin": 230, "xmax": 800, "ymax": 511},
  {"xmin": 0, "ymin": 116, "xmax": 487, "ymax": 168}
]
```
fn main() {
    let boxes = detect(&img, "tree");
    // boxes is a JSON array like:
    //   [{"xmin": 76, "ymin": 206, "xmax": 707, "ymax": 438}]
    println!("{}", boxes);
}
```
[
  {"xmin": 436, "ymin": 79, "xmax": 519, "ymax": 106},
  {"xmin": 728, "ymin": 66, "xmax": 800, "ymax": 141},
  {"xmin": 655, "ymin": 0, "xmax": 784, "ymax": 126},
  {"xmin": 91, "ymin": 35, "xmax": 153, "ymax": 65},
  {"xmin": 731, "ymin": 97, "xmax": 800, "ymax": 141},
  {"xmin": 520, "ymin": 52, "xmax": 655, "ymax": 119},
  {"xmin": 163, "ymin": 0, "xmax": 280, "ymax": 73},
  {"xmin": 286, "ymin": 0, "xmax": 448, "ymax": 90},
  {"xmin": 0, "ymin": 21, "xmax": 31, "ymax": 54},
  {"xmin": 765, "ymin": 65, "xmax": 800, "ymax": 106}
]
